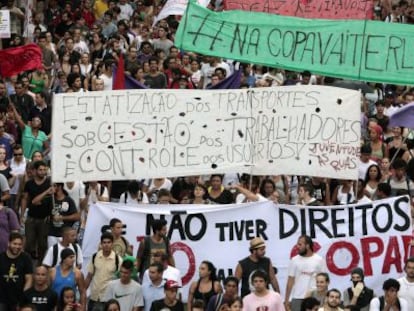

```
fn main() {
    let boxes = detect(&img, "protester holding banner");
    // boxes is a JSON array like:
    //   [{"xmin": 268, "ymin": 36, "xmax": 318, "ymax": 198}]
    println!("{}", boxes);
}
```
[{"xmin": 206, "ymin": 175, "xmax": 234, "ymax": 205}]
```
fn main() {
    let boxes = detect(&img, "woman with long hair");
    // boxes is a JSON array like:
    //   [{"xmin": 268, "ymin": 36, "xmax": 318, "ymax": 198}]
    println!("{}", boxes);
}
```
[
  {"xmin": 59, "ymin": 52, "xmax": 72, "ymax": 76},
  {"xmin": 57, "ymin": 287, "xmax": 80, "ymax": 311},
  {"xmin": 304, "ymin": 273, "xmax": 329, "ymax": 307},
  {"xmin": 70, "ymin": 63, "xmax": 89, "ymax": 91},
  {"xmin": 379, "ymin": 157, "xmax": 392, "ymax": 182},
  {"xmin": 89, "ymin": 32, "xmax": 105, "ymax": 63},
  {"xmin": 364, "ymin": 164, "xmax": 382, "ymax": 199},
  {"xmin": 188, "ymin": 261, "xmax": 222, "ymax": 311}
]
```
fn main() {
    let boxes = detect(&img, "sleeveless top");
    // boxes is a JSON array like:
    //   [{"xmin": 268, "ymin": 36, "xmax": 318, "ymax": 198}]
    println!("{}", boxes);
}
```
[
  {"xmin": 193, "ymin": 279, "xmax": 216, "ymax": 307},
  {"xmin": 52, "ymin": 266, "xmax": 76, "ymax": 296},
  {"xmin": 239, "ymin": 256, "xmax": 271, "ymax": 297}
]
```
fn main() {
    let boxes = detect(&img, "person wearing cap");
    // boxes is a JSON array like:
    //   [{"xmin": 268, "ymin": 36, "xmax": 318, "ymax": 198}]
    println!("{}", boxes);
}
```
[
  {"xmin": 235, "ymin": 237, "xmax": 280, "ymax": 298},
  {"xmin": 104, "ymin": 260, "xmax": 144, "ymax": 311},
  {"xmin": 150, "ymin": 280, "xmax": 184, "ymax": 311},
  {"xmin": 49, "ymin": 248, "xmax": 86, "ymax": 309},
  {"xmin": 369, "ymin": 278, "xmax": 408, "ymax": 311},
  {"xmin": 284, "ymin": 235, "xmax": 327, "ymax": 311},
  {"xmin": 342, "ymin": 267, "xmax": 374, "ymax": 311}
]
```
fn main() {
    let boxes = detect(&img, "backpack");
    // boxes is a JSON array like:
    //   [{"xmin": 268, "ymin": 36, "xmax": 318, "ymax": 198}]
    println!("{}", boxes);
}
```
[
  {"xmin": 379, "ymin": 296, "xmax": 400, "ymax": 311},
  {"xmin": 123, "ymin": 191, "xmax": 143, "ymax": 204},
  {"xmin": 85, "ymin": 183, "xmax": 106, "ymax": 196},
  {"xmin": 138, "ymin": 235, "xmax": 170, "ymax": 274},
  {"xmin": 52, "ymin": 243, "xmax": 79, "ymax": 267}
]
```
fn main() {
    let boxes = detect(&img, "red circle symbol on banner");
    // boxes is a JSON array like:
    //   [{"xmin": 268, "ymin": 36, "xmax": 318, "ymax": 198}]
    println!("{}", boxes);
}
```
[{"xmin": 171, "ymin": 241, "xmax": 196, "ymax": 286}]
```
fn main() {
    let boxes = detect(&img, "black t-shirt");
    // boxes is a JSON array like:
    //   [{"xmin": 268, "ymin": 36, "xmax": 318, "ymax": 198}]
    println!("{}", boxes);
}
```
[
  {"xmin": 207, "ymin": 190, "xmax": 234, "ymax": 204},
  {"xmin": 49, "ymin": 195, "xmax": 77, "ymax": 237},
  {"xmin": 144, "ymin": 73, "xmax": 167, "ymax": 89},
  {"xmin": 24, "ymin": 178, "xmax": 53, "ymax": 219},
  {"xmin": 0, "ymin": 252, "xmax": 33, "ymax": 305},
  {"xmin": 23, "ymin": 287, "xmax": 58, "ymax": 311},
  {"xmin": 150, "ymin": 299, "xmax": 184, "ymax": 311}
]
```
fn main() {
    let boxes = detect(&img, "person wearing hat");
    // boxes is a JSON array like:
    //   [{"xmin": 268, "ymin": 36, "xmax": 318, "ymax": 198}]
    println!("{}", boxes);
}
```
[
  {"xmin": 342, "ymin": 267, "xmax": 374, "ymax": 311},
  {"xmin": 150, "ymin": 280, "xmax": 184, "ymax": 311},
  {"xmin": 49, "ymin": 248, "xmax": 86, "ymax": 309},
  {"xmin": 235, "ymin": 237, "xmax": 280, "ymax": 298}
]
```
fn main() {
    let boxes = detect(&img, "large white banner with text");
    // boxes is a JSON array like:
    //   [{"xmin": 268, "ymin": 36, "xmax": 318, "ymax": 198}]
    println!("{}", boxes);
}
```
[
  {"xmin": 82, "ymin": 196, "xmax": 412, "ymax": 300},
  {"xmin": 52, "ymin": 86, "xmax": 360, "ymax": 182}
]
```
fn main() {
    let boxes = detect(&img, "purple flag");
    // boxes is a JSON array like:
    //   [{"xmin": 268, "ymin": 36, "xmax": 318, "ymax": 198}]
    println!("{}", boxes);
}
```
[
  {"xmin": 208, "ymin": 68, "xmax": 242, "ymax": 89},
  {"xmin": 389, "ymin": 102, "xmax": 414, "ymax": 129},
  {"xmin": 112, "ymin": 65, "xmax": 148, "ymax": 89}
]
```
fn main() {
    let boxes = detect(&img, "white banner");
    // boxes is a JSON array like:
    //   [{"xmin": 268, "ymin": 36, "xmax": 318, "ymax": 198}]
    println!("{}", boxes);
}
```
[
  {"xmin": 82, "ymin": 196, "xmax": 412, "ymax": 301},
  {"xmin": 153, "ymin": 0, "xmax": 210, "ymax": 26},
  {"xmin": 52, "ymin": 86, "xmax": 361, "ymax": 182},
  {"xmin": 0, "ymin": 10, "xmax": 11, "ymax": 39}
]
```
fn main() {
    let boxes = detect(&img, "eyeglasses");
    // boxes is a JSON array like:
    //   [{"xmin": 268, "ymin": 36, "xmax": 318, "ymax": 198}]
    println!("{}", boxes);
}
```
[{"xmin": 14, "ymin": 153, "xmax": 23, "ymax": 156}]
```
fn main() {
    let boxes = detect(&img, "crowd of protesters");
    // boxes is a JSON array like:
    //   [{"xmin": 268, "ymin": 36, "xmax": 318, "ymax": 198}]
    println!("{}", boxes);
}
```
[{"xmin": 0, "ymin": 0, "xmax": 414, "ymax": 311}]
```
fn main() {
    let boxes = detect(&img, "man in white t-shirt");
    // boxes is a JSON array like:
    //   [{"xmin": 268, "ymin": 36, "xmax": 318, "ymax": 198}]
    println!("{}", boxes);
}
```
[
  {"xmin": 369, "ymin": 278, "xmax": 408, "ymax": 311},
  {"xmin": 242, "ymin": 270, "xmax": 284, "ymax": 311},
  {"xmin": 142, "ymin": 251, "xmax": 181, "ymax": 287},
  {"xmin": 42, "ymin": 226, "xmax": 83, "ymax": 268},
  {"xmin": 398, "ymin": 258, "xmax": 414, "ymax": 307},
  {"xmin": 104, "ymin": 260, "xmax": 144, "ymax": 311},
  {"xmin": 284, "ymin": 235, "xmax": 327, "ymax": 311},
  {"xmin": 358, "ymin": 145, "xmax": 377, "ymax": 180}
]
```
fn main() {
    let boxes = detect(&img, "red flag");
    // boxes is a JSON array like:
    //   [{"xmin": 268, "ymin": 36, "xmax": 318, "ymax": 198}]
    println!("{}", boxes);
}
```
[
  {"xmin": 0, "ymin": 44, "xmax": 43, "ymax": 77},
  {"xmin": 112, "ymin": 53, "xmax": 125, "ymax": 90}
]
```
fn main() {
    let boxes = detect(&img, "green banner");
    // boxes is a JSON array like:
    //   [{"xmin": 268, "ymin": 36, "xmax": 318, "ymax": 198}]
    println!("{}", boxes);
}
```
[{"xmin": 175, "ymin": 2, "xmax": 414, "ymax": 85}]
